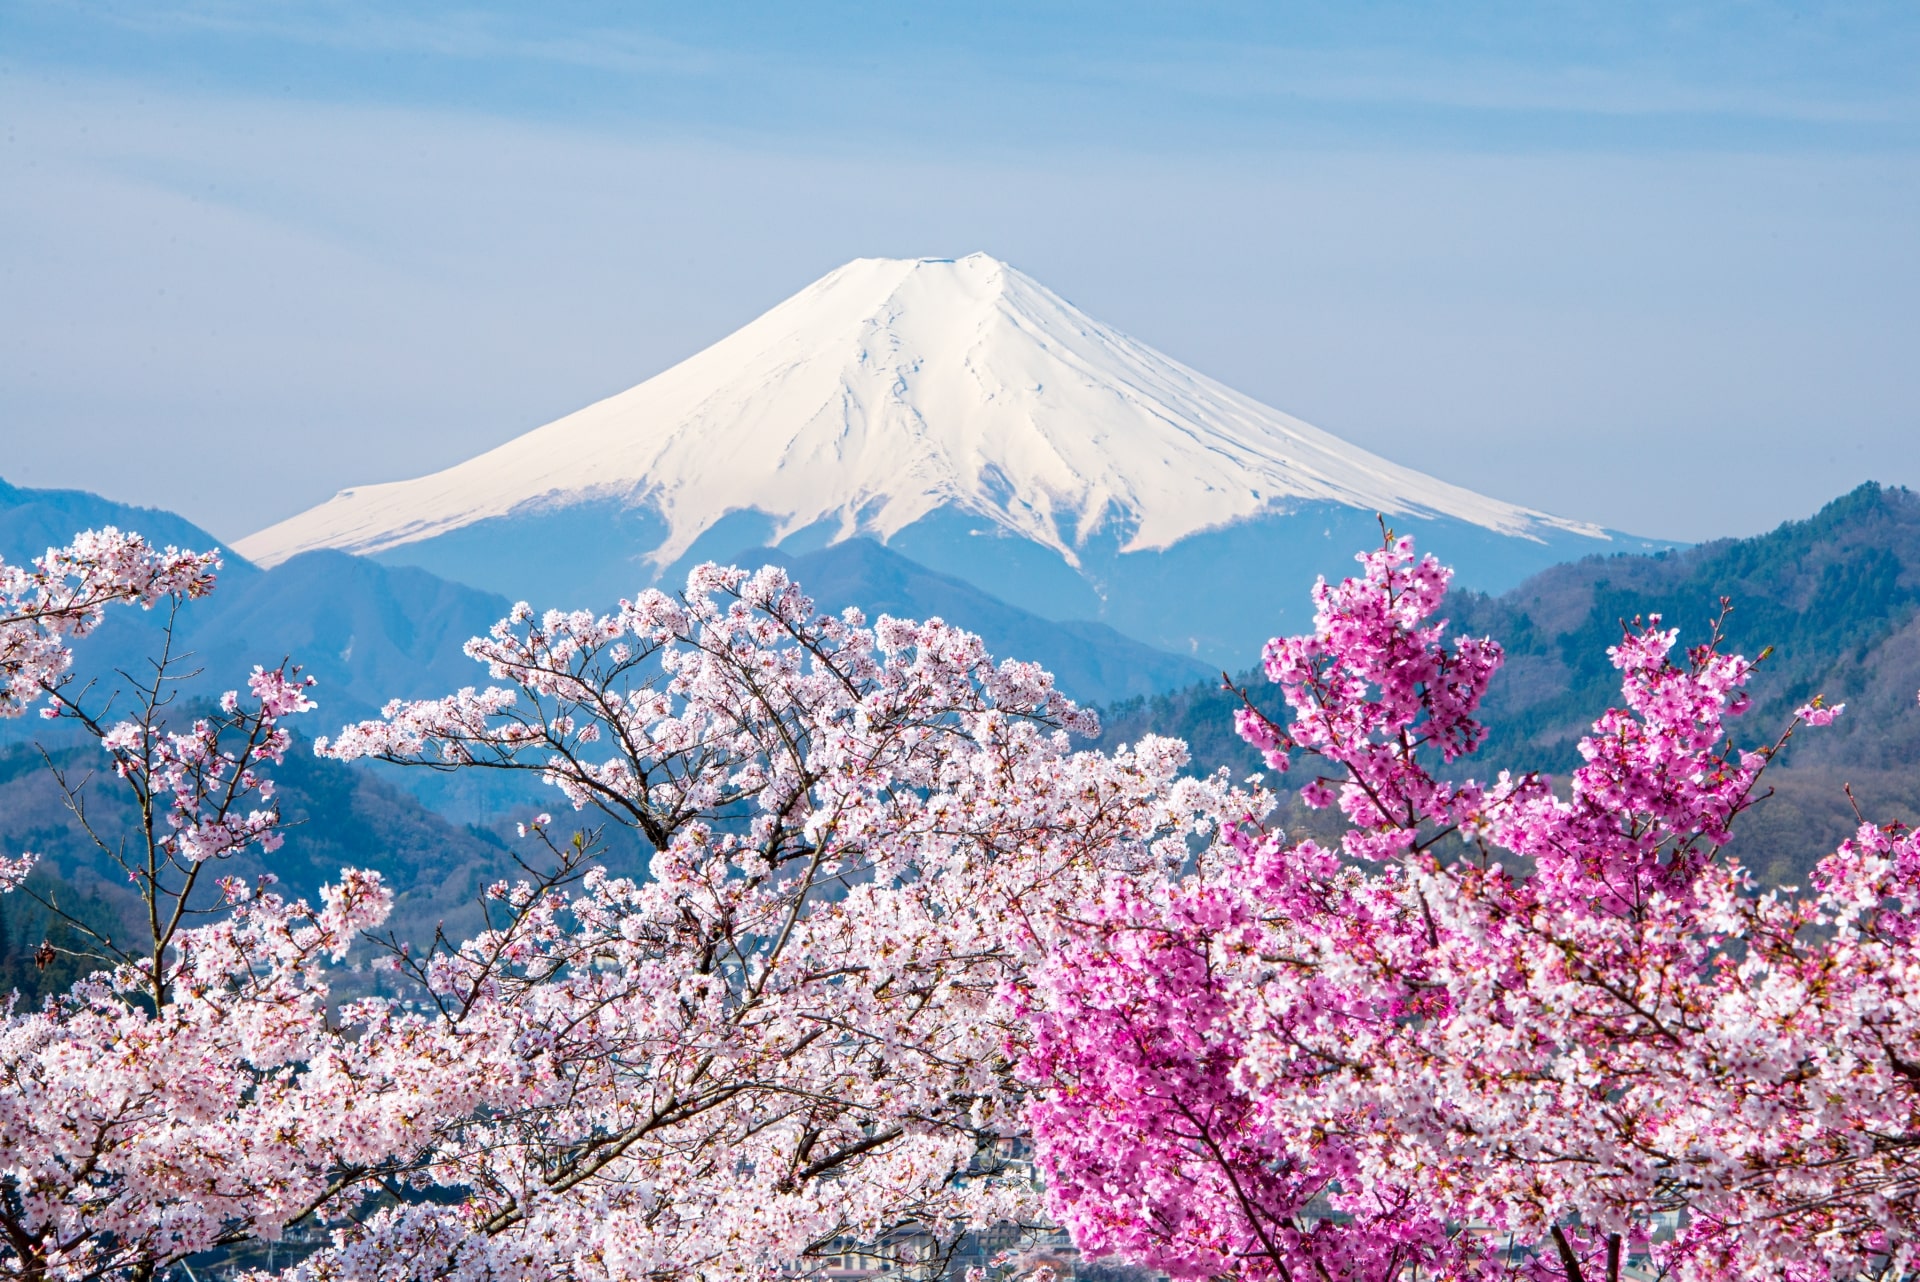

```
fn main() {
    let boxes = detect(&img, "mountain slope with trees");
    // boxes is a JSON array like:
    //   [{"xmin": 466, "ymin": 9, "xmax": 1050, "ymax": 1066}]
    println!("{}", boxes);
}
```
[
  {"xmin": 1099, "ymin": 483, "xmax": 1920, "ymax": 882},
  {"xmin": 0, "ymin": 724, "xmax": 574, "ymax": 1001}
]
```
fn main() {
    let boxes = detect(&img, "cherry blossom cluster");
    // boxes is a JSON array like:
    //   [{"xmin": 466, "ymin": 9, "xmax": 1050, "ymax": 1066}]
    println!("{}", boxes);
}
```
[
  {"xmin": 1021, "ymin": 535, "xmax": 1920, "ymax": 1281},
  {"xmin": 0, "ymin": 868, "xmax": 408, "ymax": 1279},
  {"xmin": 0, "ymin": 525, "xmax": 218, "ymax": 718},
  {"xmin": 303, "ymin": 564, "xmax": 1246, "ymax": 1279},
  {"xmin": 0, "ymin": 533, "xmax": 396, "ymax": 1278},
  {"xmin": 0, "ymin": 528, "xmax": 221, "ymax": 891},
  {"xmin": 0, "ymin": 537, "xmax": 1248, "ymax": 1281},
  {"xmin": 88, "ymin": 664, "xmax": 316, "ymax": 866}
]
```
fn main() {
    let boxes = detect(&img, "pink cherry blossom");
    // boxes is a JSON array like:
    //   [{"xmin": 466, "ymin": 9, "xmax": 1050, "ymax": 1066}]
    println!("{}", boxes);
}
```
[
  {"xmin": 1023, "ymin": 533, "xmax": 1914, "ymax": 1282},
  {"xmin": 0, "ymin": 525, "xmax": 218, "ymax": 719},
  {"xmin": 1795, "ymin": 698, "xmax": 1845, "ymax": 726},
  {"xmin": 297, "ymin": 562, "xmax": 1253, "ymax": 1277}
]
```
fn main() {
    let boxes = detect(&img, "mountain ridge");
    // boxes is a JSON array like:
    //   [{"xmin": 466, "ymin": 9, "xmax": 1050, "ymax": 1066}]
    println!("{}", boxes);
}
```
[
  {"xmin": 1, "ymin": 476, "xmax": 1210, "ymax": 738},
  {"xmin": 744, "ymin": 537, "xmax": 1211, "ymax": 703},
  {"xmin": 1096, "ymin": 481, "xmax": 1920, "ymax": 884}
]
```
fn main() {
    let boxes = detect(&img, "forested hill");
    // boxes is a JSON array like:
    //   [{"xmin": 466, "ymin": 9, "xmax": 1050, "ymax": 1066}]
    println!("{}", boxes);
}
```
[
  {"xmin": 1098, "ymin": 483, "xmax": 1920, "ymax": 883},
  {"xmin": 0, "ymin": 724, "xmax": 621, "ymax": 1001},
  {"xmin": 1448, "ymin": 481, "xmax": 1917, "ymax": 766}
]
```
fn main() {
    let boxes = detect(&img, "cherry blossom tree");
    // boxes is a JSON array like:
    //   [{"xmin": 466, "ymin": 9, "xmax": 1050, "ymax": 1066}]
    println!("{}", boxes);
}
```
[
  {"xmin": 0, "ymin": 530, "xmax": 405, "ymax": 1279},
  {"xmin": 1019, "ymin": 534, "xmax": 1920, "ymax": 1281},
  {"xmin": 2, "ymin": 533, "xmax": 1244, "ymax": 1281},
  {"xmin": 305, "ymin": 563, "xmax": 1240, "ymax": 1280},
  {"xmin": 0, "ymin": 525, "xmax": 218, "ymax": 730},
  {"xmin": 0, "ymin": 534, "xmax": 501, "ymax": 1276}
]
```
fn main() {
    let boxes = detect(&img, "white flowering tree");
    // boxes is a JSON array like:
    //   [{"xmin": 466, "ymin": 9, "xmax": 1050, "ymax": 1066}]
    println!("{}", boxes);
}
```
[{"xmin": 1, "ymin": 539, "xmax": 1238, "ymax": 1282}]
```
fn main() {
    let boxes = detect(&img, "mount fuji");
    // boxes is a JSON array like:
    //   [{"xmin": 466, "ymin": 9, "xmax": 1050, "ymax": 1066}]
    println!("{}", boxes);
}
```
[{"xmin": 238, "ymin": 254, "xmax": 1665, "ymax": 667}]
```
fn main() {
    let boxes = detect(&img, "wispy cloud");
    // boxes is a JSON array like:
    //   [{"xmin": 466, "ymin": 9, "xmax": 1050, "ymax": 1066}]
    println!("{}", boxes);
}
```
[
  {"xmin": 17, "ymin": 0, "xmax": 1917, "ymax": 142},
  {"xmin": 19, "ymin": 0, "xmax": 726, "ymax": 76},
  {"xmin": 1081, "ymin": 42, "xmax": 1917, "ymax": 126}
]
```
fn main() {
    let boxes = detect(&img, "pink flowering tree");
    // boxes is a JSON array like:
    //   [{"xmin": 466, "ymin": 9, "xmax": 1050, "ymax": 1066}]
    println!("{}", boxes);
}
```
[
  {"xmin": 303, "ymin": 564, "xmax": 1244, "ymax": 1280},
  {"xmin": 0, "ymin": 522, "xmax": 218, "ymax": 901},
  {"xmin": 1020, "ymin": 534, "xmax": 1920, "ymax": 1281},
  {"xmin": 0, "ymin": 526, "xmax": 218, "ymax": 726},
  {"xmin": 24, "ymin": 520, "xmax": 1914, "ymax": 1281},
  {"xmin": 4, "ymin": 535, "xmax": 1249, "ymax": 1280},
  {"xmin": 0, "ymin": 531, "xmax": 421, "ymax": 1279}
]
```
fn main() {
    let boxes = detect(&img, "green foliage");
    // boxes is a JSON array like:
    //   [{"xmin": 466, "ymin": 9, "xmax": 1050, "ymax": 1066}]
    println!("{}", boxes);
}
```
[
  {"xmin": 1452, "ymin": 481, "xmax": 1920, "ymax": 771},
  {"xmin": 1095, "ymin": 674, "xmax": 1263, "ymax": 781}
]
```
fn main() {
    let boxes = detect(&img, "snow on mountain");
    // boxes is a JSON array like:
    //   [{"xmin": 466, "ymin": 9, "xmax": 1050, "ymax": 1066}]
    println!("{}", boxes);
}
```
[
  {"xmin": 236, "ymin": 253, "xmax": 1660, "ymax": 668},
  {"xmin": 238, "ymin": 253, "xmax": 1605, "ymax": 573}
]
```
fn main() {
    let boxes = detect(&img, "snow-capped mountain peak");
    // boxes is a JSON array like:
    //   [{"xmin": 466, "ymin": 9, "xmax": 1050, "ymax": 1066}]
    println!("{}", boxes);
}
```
[{"xmin": 237, "ymin": 253, "xmax": 1602, "ymax": 572}]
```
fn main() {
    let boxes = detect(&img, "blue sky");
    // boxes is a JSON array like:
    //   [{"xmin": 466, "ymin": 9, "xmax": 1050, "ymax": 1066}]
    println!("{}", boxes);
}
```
[{"xmin": 3, "ymin": 1, "xmax": 1917, "ymax": 541}]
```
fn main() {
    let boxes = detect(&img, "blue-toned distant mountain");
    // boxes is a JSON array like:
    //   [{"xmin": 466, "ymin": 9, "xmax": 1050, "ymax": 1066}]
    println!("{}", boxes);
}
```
[
  {"xmin": 0, "ymin": 479, "xmax": 512, "ymax": 731},
  {"xmin": 237, "ymin": 254, "xmax": 1672, "ymax": 669},
  {"xmin": 2, "ymin": 477, "xmax": 1209, "ymax": 734},
  {"xmin": 748, "ymin": 537, "xmax": 1209, "ymax": 702},
  {"xmin": 0, "ymin": 477, "xmax": 248, "ymax": 578}
]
